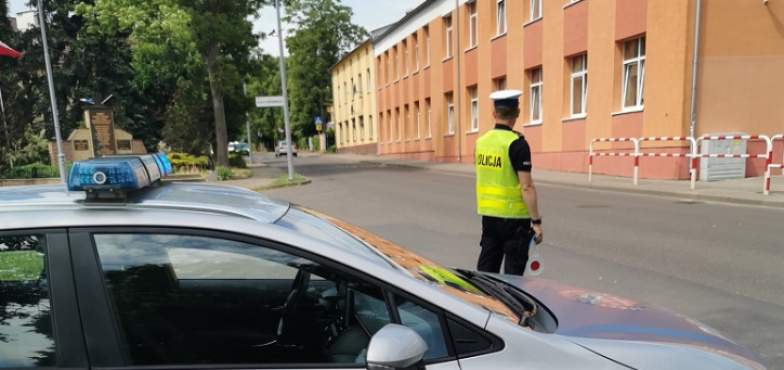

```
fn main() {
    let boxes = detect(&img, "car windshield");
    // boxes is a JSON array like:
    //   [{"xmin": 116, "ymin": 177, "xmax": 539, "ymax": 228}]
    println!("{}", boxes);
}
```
[
  {"xmin": 275, "ymin": 206, "xmax": 521, "ymax": 324},
  {"xmin": 279, "ymin": 141, "xmax": 287, "ymax": 146}
]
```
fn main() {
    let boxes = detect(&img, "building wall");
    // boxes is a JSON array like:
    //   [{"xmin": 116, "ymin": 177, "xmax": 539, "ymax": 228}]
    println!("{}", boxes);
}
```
[
  {"xmin": 331, "ymin": 41, "xmax": 379, "ymax": 154},
  {"xmin": 372, "ymin": 0, "xmax": 783, "ymax": 179},
  {"xmin": 15, "ymin": 11, "xmax": 37, "ymax": 32}
]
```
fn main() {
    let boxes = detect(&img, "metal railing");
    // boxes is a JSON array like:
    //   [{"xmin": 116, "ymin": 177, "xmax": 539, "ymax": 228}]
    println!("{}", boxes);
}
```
[
  {"xmin": 694, "ymin": 135, "xmax": 772, "ymax": 195},
  {"xmin": 589, "ymin": 137, "xmax": 640, "ymax": 185}
]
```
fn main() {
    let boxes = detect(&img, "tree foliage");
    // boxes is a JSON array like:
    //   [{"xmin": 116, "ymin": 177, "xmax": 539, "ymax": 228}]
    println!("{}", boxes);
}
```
[{"xmin": 284, "ymin": 0, "xmax": 367, "ymax": 139}]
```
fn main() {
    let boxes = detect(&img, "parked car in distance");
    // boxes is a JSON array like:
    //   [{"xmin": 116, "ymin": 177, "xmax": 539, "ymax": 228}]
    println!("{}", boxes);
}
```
[{"xmin": 275, "ymin": 141, "xmax": 297, "ymax": 157}]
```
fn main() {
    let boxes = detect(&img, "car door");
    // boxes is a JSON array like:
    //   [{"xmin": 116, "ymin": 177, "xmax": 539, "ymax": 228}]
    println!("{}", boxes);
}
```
[
  {"xmin": 0, "ymin": 229, "xmax": 88, "ymax": 370},
  {"xmin": 68, "ymin": 227, "xmax": 461, "ymax": 370}
]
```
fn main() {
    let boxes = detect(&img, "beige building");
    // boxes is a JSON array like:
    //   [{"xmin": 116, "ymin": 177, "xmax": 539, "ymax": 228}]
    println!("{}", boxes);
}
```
[
  {"xmin": 371, "ymin": 0, "xmax": 784, "ymax": 180},
  {"xmin": 330, "ymin": 26, "xmax": 391, "ymax": 154}
]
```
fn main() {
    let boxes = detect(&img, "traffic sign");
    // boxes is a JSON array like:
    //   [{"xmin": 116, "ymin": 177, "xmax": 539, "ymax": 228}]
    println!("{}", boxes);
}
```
[
  {"xmin": 256, "ymin": 96, "xmax": 285, "ymax": 108},
  {"xmin": 314, "ymin": 116, "xmax": 323, "ymax": 125},
  {"xmin": 316, "ymin": 124, "xmax": 323, "ymax": 132}
]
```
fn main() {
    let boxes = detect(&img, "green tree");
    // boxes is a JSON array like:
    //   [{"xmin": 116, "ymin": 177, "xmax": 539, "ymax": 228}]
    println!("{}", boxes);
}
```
[
  {"xmin": 246, "ymin": 52, "xmax": 283, "ymax": 151},
  {"xmin": 284, "ymin": 0, "xmax": 367, "ymax": 140}
]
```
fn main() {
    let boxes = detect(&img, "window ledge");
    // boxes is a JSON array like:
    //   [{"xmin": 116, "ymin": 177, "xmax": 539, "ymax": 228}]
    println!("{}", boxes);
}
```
[
  {"xmin": 491, "ymin": 33, "xmax": 507, "ymax": 42},
  {"xmin": 425, "ymin": 136, "xmax": 433, "ymax": 141},
  {"xmin": 467, "ymin": 129, "xmax": 480, "ymax": 135},
  {"xmin": 563, "ymin": 115, "xmax": 586, "ymax": 123},
  {"xmin": 424, "ymin": 65, "xmax": 431, "ymax": 71},
  {"xmin": 415, "ymin": 138, "xmax": 421, "ymax": 141},
  {"xmin": 524, "ymin": 17, "xmax": 543, "ymax": 28},
  {"xmin": 612, "ymin": 107, "xmax": 644, "ymax": 116},
  {"xmin": 444, "ymin": 133, "xmax": 455, "ymax": 137},
  {"xmin": 442, "ymin": 56, "xmax": 454, "ymax": 63},
  {"xmin": 524, "ymin": 121, "xmax": 543, "ymax": 127},
  {"xmin": 563, "ymin": 0, "xmax": 583, "ymax": 10},
  {"xmin": 404, "ymin": 140, "xmax": 411, "ymax": 143},
  {"xmin": 402, "ymin": 75, "xmax": 409, "ymax": 80},
  {"xmin": 412, "ymin": 70, "xmax": 420, "ymax": 76},
  {"xmin": 464, "ymin": 45, "xmax": 478, "ymax": 53},
  {"xmin": 394, "ymin": 79, "xmax": 400, "ymax": 84}
]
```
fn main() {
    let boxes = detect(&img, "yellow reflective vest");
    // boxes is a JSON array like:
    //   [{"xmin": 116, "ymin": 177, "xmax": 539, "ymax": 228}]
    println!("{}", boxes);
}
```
[{"xmin": 474, "ymin": 129, "xmax": 530, "ymax": 219}]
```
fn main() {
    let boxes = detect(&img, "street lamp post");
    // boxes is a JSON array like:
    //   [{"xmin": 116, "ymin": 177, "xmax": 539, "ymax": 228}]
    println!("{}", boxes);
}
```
[
  {"xmin": 38, "ymin": 3, "xmax": 67, "ymax": 184},
  {"xmin": 275, "ymin": 0, "xmax": 295, "ymax": 181}
]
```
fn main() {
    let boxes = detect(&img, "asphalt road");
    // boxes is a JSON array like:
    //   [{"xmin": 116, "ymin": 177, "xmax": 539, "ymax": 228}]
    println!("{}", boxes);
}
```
[{"xmin": 258, "ymin": 153, "xmax": 784, "ymax": 368}]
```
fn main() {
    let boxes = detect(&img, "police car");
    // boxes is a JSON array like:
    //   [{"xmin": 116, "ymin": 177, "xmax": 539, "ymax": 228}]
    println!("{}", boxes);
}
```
[{"xmin": 0, "ymin": 154, "xmax": 765, "ymax": 369}]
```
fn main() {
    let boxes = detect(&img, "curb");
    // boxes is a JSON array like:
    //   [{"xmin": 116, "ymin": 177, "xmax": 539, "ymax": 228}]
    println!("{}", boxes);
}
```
[
  {"xmin": 348, "ymin": 157, "xmax": 784, "ymax": 209},
  {"xmin": 255, "ymin": 178, "xmax": 312, "ymax": 191}
]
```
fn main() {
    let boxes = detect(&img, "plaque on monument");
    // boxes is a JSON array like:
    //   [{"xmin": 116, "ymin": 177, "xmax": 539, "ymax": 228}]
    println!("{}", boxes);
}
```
[{"xmin": 86, "ymin": 107, "xmax": 117, "ymax": 157}]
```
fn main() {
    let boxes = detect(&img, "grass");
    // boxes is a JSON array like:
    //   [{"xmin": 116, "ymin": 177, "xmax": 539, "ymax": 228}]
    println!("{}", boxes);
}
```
[
  {"xmin": 0, "ymin": 251, "xmax": 44, "ymax": 281},
  {"xmin": 255, "ymin": 173, "xmax": 308, "ymax": 191}
]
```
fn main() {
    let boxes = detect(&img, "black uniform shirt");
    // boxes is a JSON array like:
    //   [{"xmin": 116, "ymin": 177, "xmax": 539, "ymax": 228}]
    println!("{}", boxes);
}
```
[{"xmin": 494, "ymin": 124, "xmax": 532, "ymax": 172}]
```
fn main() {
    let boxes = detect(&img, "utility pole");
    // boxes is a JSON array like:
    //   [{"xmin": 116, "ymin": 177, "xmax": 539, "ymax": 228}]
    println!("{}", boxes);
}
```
[
  {"xmin": 38, "ymin": 4, "xmax": 67, "ymax": 184},
  {"xmin": 243, "ymin": 83, "xmax": 253, "ymax": 164},
  {"xmin": 276, "ymin": 0, "xmax": 295, "ymax": 181}
]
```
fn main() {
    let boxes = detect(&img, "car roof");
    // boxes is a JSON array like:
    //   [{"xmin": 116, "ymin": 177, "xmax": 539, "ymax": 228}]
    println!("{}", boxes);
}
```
[{"xmin": 0, "ymin": 182, "xmax": 291, "ymax": 225}]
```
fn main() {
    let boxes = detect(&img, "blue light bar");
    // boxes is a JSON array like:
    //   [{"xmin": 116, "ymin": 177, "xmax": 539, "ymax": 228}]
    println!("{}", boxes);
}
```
[
  {"xmin": 67, "ymin": 158, "xmax": 151, "ymax": 193},
  {"xmin": 154, "ymin": 153, "xmax": 173, "ymax": 176}
]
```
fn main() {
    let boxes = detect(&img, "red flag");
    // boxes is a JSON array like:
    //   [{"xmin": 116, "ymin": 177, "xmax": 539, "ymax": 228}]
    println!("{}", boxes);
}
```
[{"xmin": 0, "ymin": 40, "xmax": 22, "ymax": 58}]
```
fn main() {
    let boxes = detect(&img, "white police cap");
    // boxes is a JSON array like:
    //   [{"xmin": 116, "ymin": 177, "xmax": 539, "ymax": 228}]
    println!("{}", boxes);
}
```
[{"xmin": 489, "ymin": 89, "xmax": 523, "ymax": 107}]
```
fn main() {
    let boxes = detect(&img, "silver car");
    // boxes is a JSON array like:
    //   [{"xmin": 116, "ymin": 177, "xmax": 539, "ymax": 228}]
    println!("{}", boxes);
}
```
[
  {"xmin": 275, "ymin": 140, "xmax": 298, "ymax": 157},
  {"xmin": 0, "ymin": 154, "xmax": 765, "ymax": 369}
]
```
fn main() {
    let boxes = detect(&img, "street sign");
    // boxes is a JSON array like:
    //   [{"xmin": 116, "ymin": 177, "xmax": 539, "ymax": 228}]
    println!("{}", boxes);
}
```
[
  {"xmin": 314, "ymin": 116, "xmax": 323, "ymax": 126},
  {"xmin": 316, "ymin": 124, "xmax": 323, "ymax": 132},
  {"xmin": 256, "ymin": 96, "xmax": 285, "ymax": 108}
]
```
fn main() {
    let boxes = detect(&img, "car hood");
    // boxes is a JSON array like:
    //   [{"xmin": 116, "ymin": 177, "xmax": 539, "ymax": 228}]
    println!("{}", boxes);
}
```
[{"xmin": 490, "ymin": 275, "xmax": 765, "ymax": 369}]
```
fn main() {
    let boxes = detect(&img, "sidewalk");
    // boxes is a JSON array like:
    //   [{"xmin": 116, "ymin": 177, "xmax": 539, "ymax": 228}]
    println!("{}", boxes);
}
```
[{"xmin": 327, "ymin": 153, "xmax": 784, "ymax": 209}]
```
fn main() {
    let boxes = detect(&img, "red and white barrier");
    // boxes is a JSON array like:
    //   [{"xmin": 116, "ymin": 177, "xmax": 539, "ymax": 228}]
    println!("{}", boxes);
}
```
[
  {"xmin": 695, "ymin": 135, "xmax": 772, "ymax": 195},
  {"xmin": 767, "ymin": 134, "xmax": 783, "ymax": 195},
  {"xmin": 589, "ymin": 137, "xmax": 641, "ymax": 185},
  {"xmin": 638, "ymin": 136, "xmax": 698, "ymax": 190}
]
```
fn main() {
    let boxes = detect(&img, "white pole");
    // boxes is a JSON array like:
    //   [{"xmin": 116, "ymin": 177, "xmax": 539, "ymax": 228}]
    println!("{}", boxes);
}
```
[
  {"xmin": 276, "ymin": 0, "xmax": 295, "ymax": 181},
  {"xmin": 38, "ymin": 4, "xmax": 67, "ymax": 184},
  {"xmin": 243, "ymin": 83, "xmax": 253, "ymax": 164}
]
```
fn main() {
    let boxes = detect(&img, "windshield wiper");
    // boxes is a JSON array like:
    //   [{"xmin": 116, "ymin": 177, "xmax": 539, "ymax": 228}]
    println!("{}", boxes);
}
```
[{"xmin": 454, "ymin": 268, "xmax": 532, "ymax": 326}]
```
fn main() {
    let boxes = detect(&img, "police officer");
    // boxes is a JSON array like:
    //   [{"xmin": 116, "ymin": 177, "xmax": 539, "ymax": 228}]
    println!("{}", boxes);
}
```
[{"xmin": 475, "ymin": 90, "xmax": 543, "ymax": 275}]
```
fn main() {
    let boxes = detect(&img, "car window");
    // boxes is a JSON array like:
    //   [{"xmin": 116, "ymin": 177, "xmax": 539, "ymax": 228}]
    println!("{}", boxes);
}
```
[
  {"xmin": 393, "ymin": 294, "xmax": 449, "ymax": 361},
  {"xmin": 0, "ymin": 234, "xmax": 56, "ymax": 368},
  {"xmin": 93, "ymin": 233, "xmax": 391, "ymax": 366}
]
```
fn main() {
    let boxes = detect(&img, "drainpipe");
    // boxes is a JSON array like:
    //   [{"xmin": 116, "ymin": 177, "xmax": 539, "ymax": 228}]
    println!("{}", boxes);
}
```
[
  {"xmin": 455, "ymin": 0, "xmax": 462, "ymax": 162},
  {"xmin": 689, "ymin": 0, "xmax": 702, "ymax": 140}
]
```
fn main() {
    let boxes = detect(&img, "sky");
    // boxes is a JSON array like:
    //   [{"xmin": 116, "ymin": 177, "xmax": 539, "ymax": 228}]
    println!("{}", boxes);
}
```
[{"xmin": 6, "ymin": 0, "xmax": 425, "ymax": 56}]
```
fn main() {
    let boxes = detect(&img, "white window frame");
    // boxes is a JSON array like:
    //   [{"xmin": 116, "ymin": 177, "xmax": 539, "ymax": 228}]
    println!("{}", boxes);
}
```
[
  {"xmin": 386, "ymin": 54, "xmax": 391, "ymax": 83},
  {"xmin": 570, "ymin": 54, "xmax": 587, "ymax": 117},
  {"xmin": 369, "ymin": 115, "xmax": 374, "ymax": 140},
  {"xmin": 403, "ymin": 41, "xmax": 409, "ymax": 76},
  {"xmin": 495, "ymin": 77, "xmax": 507, "ymax": 91},
  {"xmin": 469, "ymin": 2, "xmax": 478, "ymax": 48},
  {"xmin": 622, "ymin": 36, "xmax": 646, "ymax": 110},
  {"xmin": 445, "ymin": 16, "xmax": 453, "ymax": 58},
  {"xmin": 415, "ymin": 102, "xmax": 421, "ymax": 139},
  {"xmin": 352, "ymin": 119, "xmax": 357, "ymax": 142},
  {"xmin": 426, "ymin": 27, "xmax": 431, "ymax": 66},
  {"xmin": 426, "ymin": 99, "xmax": 432, "ymax": 138},
  {"xmin": 414, "ymin": 34, "xmax": 420, "ymax": 71},
  {"xmin": 530, "ymin": 0, "xmax": 542, "ymax": 22},
  {"xmin": 357, "ymin": 75, "xmax": 362, "ymax": 95},
  {"xmin": 470, "ymin": 87, "xmax": 479, "ymax": 132},
  {"xmin": 397, "ymin": 109, "xmax": 402, "ymax": 142},
  {"xmin": 367, "ymin": 68, "xmax": 371, "ymax": 93},
  {"xmin": 396, "ymin": 47, "xmax": 400, "ymax": 79},
  {"xmin": 389, "ymin": 111, "xmax": 393, "ymax": 143},
  {"xmin": 530, "ymin": 67, "xmax": 543, "ymax": 123},
  {"xmin": 447, "ymin": 94, "xmax": 455, "ymax": 135},
  {"xmin": 496, "ymin": 0, "xmax": 507, "ymax": 36},
  {"xmin": 360, "ymin": 116, "xmax": 365, "ymax": 141},
  {"xmin": 405, "ymin": 105, "xmax": 411, "ymax": 140}
]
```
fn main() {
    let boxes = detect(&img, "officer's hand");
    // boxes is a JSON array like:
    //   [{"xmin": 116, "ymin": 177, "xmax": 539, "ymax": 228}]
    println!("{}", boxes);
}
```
[{"xmin": 532, "ymin": 224, "xmax": 543, "ymax": 244}]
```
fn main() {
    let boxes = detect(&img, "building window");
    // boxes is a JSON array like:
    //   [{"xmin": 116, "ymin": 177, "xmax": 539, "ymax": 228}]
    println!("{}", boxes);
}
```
[
  {"xmin": 359, "ymin": 116, "xmax": 365, "ymax": 141},
  {"xmin": 403, "ymin": 40, "xmax": 409, "ymax": 75},
  {"xmin": 351, "ymin": 78, "xmax": 355, "ymax": 99},
  {"xmin": 386, "ymin": 52, "xmax": 391, "ymax": 83},
  {"xmin": 530, "ymin": 67, "xmax": 543, "ymax": 123},
  {"xmin": 496, "ymin": 0, "xmax": 506, "ymax": 36},
  {"xmin": 396, "ymin": 108, "xmax": 402, "ymax": 142},
  {"xmin": 495, "ymin": 77, "xmax": 507, "ymax": 91},
  {"xmin": 352, "ymin": 119, "xmax": 357, "ymax": 142},
  {"xmin": 622, "ymin": 36, "xmax": 646, "ymax": 109},
  {"xmin": 470, "ymin": 86, "xmax": 479, "ymax": 131},
  {"xmin": 367, "ymin": 68, "xmax": 371, "ymax": 93},
  {"xmin": 395, "ymin": 47, "xmax": 400, "ymax": 79},
  {"xmin": 413, "ymin": 33, "xmax": 420, "ymax": 71},
  {"xmin": 444, "ymin": 16, "xmax": 453, "ymax": 58},
  {"xmin": 388, "ymin": 110, "xmax": 393, "ymax": 143},
  {"xmin": 369, "ymin": 116, "xmax": 374, "ymax": 140},
  {"xmin": 426, "ymin": 98, "xmax": 432, "ymax": 138},
  {"xmin": 530, "ymin": 0, "xmax": 542, "ymax": 21},
  {"xmin": 415, "ymin": 102, "xmax": 421, "ymax": 139},
  {"xmin": 446, "ymin": 93, "xmax": 455, "ymax": 134},
  {"xmin": 571, "ymin": 54, "xmax": 588, "ymax": 117},
  {"xmin": 404, "ymin": 104, "xmax": 410, "ymax": 139},
  {"xmin": 357, "ymin": 74, "xmax": 362, "ymax": 95},
  {"xmin": 74, "ymin": 140, "xmax": 89, "ymax": 151},
  {"xmin": 117, "ymin": 139, "xmax": 132, "ymax": 151},
  {"xmin": 425, "ymin": 26, "xmax": 431, "ymax": 66},
  {"xmin": 469, "ymin": 2, "xmax": 478, "ymax": 48}
]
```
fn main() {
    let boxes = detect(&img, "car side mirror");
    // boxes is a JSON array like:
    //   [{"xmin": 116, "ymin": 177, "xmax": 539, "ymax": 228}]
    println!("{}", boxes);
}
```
[{"xmin": 366, "ymin": 324, "xmax": 428, "ymax": 370}]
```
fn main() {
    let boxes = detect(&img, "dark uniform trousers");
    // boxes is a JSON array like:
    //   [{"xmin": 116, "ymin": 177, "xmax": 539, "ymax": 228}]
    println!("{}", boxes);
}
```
[{"xmin": 477, "ymin": 216, "xmax": 532, "ymax": 275}]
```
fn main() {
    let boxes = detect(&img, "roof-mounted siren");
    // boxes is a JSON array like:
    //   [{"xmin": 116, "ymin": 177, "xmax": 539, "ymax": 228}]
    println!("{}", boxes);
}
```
[
  {"xmin": 96, "ymin": 154, "xmax": 163, "ymax": 185},
  {"xmin": 67, "ymin": 153, "xmax": 173, "ymax": 202}
]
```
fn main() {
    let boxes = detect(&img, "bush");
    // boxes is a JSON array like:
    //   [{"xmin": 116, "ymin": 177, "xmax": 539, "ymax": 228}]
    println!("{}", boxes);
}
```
[
  {"xmin": 229, "ymin": 154, "xmax": 247, "ymax": 169},
  {"xmin": 168, "ymin": 152, "xmax": 210, "ymax": 172},
  {"xmin": 216, "ymin": 166, "xmax": 233, "ymax": 181},
  {"xmin": 1, "ymin": 163, "xmax": 61, "ymax": 179}
]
